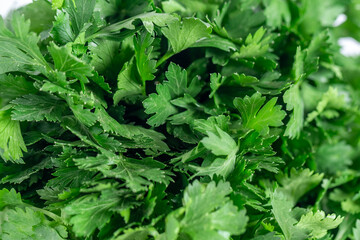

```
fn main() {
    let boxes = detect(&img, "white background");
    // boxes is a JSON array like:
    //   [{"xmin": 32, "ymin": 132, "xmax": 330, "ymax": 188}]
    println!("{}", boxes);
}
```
[
  {"xmin": 0, "ymin": 0, "xmax": 360, "ymax": 56},
  {"xmin": 0, "ymin": 0, "xmax": 32, "ymax": 17}
]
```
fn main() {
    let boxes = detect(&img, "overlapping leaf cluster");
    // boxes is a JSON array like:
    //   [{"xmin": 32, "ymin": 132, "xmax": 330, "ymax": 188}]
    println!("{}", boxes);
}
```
[{"xmin": 0, "ymin": 0, "xmax": 360, "ymax": 239}]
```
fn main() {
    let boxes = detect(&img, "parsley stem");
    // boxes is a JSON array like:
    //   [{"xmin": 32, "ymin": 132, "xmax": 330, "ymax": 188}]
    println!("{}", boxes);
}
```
[
  {"xmin": 23, "ymin": 203, "xmax": 65, "ymax": 224},
  {"xmin": 156, "ymin": 51, "xmax": 175, "ymax": 68}
]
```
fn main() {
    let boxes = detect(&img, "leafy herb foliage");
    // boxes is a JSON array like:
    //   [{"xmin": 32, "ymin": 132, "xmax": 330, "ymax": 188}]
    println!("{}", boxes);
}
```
[{"xmin": 0, "ymin": 0, "xmax": 359, "ymax": 239}]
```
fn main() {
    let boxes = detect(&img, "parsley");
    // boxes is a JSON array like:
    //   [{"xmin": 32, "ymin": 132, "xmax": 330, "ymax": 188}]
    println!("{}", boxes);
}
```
[{"xmin": 0, "ymin": 0, "xmax": 359, "ymax": 239}]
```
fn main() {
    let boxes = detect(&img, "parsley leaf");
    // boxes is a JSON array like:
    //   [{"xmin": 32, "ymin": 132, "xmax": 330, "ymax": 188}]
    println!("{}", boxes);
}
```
[
  {"xmin": 11, "ymin": 94, "xmax": 66, "ymax": 122},
  {"xmin": 0, "ymin": 1, "xmax": 358, "ymax": 239},
  {"xmin": 234, "ymin": 92, "xmax": 286, "ymax": 135},
  {"xmin": 1, "ymin": 207, "xmax": 67, "ymax": 240},
  {"xmin": 64, "ymin": 189, "xmax": 133, "ymax": 237},
  {"xmin": 143, "ymin": 83, "xmax": 178, "ymax": 127},
  {"xmin": 0, "ymin": 110, "xmax": 27, "ymax": 163},
  {"xmin": 48, "ymin": 42, "xmax": 93, "ymax": 77},
  {"xmin": 143, "ymin": 63, "xmax": 201, "ymax": 126},
  {"xmin": 163, "ymin": 180, "xmax": 248, "ymax": 240},
  {"xmin": 161, "ymin": 17, "xmax": 211, "ymax": 53},
  {"xmin": 0, "ymin": 13, "xmax": 49, "ymax": 74},
  {"xmin": 74, "ymin": 153, "xmax": 173, "ymax": 192}
]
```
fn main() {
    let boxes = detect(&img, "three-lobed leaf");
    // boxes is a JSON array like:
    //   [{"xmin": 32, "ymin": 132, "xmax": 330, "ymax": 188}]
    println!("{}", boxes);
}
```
[
  {"xmin": 164, "ymin": 180, "xmax": 248, "ymax": 240},
  {"xmin": 234, "ymin": 92, "xmax": 286, "ymax": 135},
  {"xmin": 0, "ymin": 110, "xmax": 27, "ymax": 163},
  {"xmin": 161, "ymin": 18, "xmax": 211, "ymax": 53}
]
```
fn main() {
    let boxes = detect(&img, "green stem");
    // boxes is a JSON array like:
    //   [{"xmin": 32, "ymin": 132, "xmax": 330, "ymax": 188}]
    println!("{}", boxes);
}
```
[
  {"xmin": 156, "ymin": 51, "xmax": 176, "ymax": 68},
  {"xmin": 141, "ymin": 80, "xmax": 146, "ymax": 96},
  {"xmin": 23, "ymin": 203, "xmax": 65, "ymax": 224}
]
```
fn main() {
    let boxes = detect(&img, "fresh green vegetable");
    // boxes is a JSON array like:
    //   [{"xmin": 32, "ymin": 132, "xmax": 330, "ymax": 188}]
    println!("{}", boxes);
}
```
[{"xmin": 0, "ymin": 0, "xmax": 360, "ymax": 239}]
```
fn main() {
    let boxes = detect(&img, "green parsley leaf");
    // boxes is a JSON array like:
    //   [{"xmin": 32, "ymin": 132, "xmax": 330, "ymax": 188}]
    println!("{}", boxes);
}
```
[
  {"xmin": 0, "ymin": 13, "xmax": 49, "ymax": 74},
  {"xmin": 234, "ymin": 92, "xmax": 286, "ymax": 135},
  {"xmin": 263, "ymin": 0, "xmax": 291, "ymax": 28},
  {"xmin": 0, "ymin": 1, "xmax": 358, "ymax": 239},
  {"xmin": 164, "ymin": 180, "xmax": 248, "ymax": 240},
  {"xmin": 201, "ymin": 126, "xmax": 237, "ymax": 156},
  {"xmin": 52, "ymin": 0, "xmax": 64, "ymax": 9},
  {"xmin": 143, "ymin": 84, "xmax": 178, "ymax": 127},
  {"xmin": 48, "ymin": 42, "xmax": 93, "ymax": 77},
  {"xmin": 11, "ymin": 94, "xmax": 66, "ymax": 122},
  {"xmin": 134, "ymin": 31, "xmax": 158, "ymax": 84},
  {"xmin": 276, "ymin": 168, "xmax": 324, "ymax": 205},
  {"xmin": 74, "ymin": 153, "xmax": 173, "ymax": 192},
  {"xmin": 1, "ymin": 207, "xmax": 67, "ymax": 240},
  {"xmin": 0, "ymin": 74, "xmax": 36, "ymax": 101},
  {"xmin": 161, "ymin": 17, "xmax": 211, "ymax": 53},
  {"xmin": 64, "ymin": 189, "xmax": 132, "ymax": 237},
  {"xmin": 0, "ymin": 110, "xmax": 27, "ymax": 163},
  {"xmin": 296, "ymin": 211, "xmax": 343, "ymax": 239},
  {"xmin": 143, "ymin": 63, "xmax": 203, "ymax": 126},
  {"xmin": 353, "ymin": 220, "xmax": 360, "ymax": 240},
  {"xmin": 113, "ymin": 60, "xmax": 142, "ymax": 104},
  {"xmin": 232, "ymin": 27, "xmax": 272, "ymax": 59},
  {"xmin": 284, "ymin": 83, "xmax": 304, "ymax": 139},
  {"xmin": 0, "ymin": 188, "xmax": 23, "ymax": 210}
]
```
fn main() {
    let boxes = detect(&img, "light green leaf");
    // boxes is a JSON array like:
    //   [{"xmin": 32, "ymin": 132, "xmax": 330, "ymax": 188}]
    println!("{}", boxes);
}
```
[
  {"xmin": 306, "ymin": 87, "xmax": 346, "ymax": 123},
  {"xmin": 195, "ymin": 154, "xmax": 238, "ymax": 179},
  {"xmin": 143, "ymin": 84, "xmax": 178, "ymax": 127},
  {"xmin": 65, "ymin": 0, "xmax": 96, "ymax": 36},
  {"xmin": 143, "ymin": 63, "xmax": 203, "ymax": 126},
  {"xmin": 192, "ymin": 35, "xmax": 237, "ymax": 52},
  {"xmin": 315, "ymin": 142, "xmax": 353, "ymax": 174},
  {"xmin": 271, "ymin": 189, "xmax": 343, "ymax": 240},
  {"xmin": 164, "ymin": 180, "xmax": 248, "ymax": 240},
  {"xmin": 193, "ymin": 115, "xmax": 230, "ymax": 134},
  {"xmin": 89, "ymin": 39, "xmax": 121, "ymax": 75},
  {"xmin": 134, "ymin": 31, "xmax": 157, "ymax": 83},
  {"xmin": 296, "ymin": 211, "xmax": 343, "ymax": 238},
  {"xmin": 201, "ymin": 126, "xmax": 237, "ymax": 156},
  {"xmin": 90, "ymin": 71, "xmax": 111, "ymax": 93},
  {"xmin": 47, "ymin": 167, "xmax": 95, "ymax": 189},
  {"xmin": 1, "ymin": 207, "xmax": 67, "ymax": 240},
  {"xmin": 251, "ymin": 232, "xmax": 282, "ymax": 240},
  {"xmin": 95, "ymin": 12, "xmax": 178, "ymax": 38},
  {"xmin": 196, "ymin": 126, "xmax": 239, "ymax": 177},
  {"xmin": 276, "ymin": 168, "xmax": 323, "ymax": 205},
  {"xmin": 113, "ymin": 60, "xmax": 142, "ymax": 104},
  {"xmin": 51, "ymin": 11, "xmax": 74, "ymax": 45},
  {"xmin": 0, "ymin": 110, "xmax": 27, "ymax": 163},
  {"xmin": 234, "ymin": 92, "xmax": 286, "ymax": 135},
  {"xmin": 165, "ymin": 63, "xmax": 188, "ymax": 97},
  {"xmin": 284, "ymin": 83, "xmax": 304, "ymax": 139},
  {"xmin": 0, "ymin": 188, "xmax": 23, "ymax": 210},
  {"xmin": 270, "ymin": 190, "xmax": 308, "ymax": 240},
  {"xmin": 0, "ymin": 13, "xmax": 49, "ymax": 74},
  {"xmin": 115, "ymin": 227, "xmax": 157, "ymax": 240},
  {"xmin": 232, "ymin": 27, "xmax": 272, "ymax": 59},
  {"xmin": 64, "ymin": 189, "xmax": 130, "ymax": 237},
  {"xmin": 161, "ymin": 17, "xmax": 211, "ymax": 53},
  {"xmin": 52, "ymin": 0, "xmax": 64, "ymax": 9},
  {"xmin": 263, "ymin": 0, "xmax": 291, "ymax": 28},
  {"xmin": 232, "ymin": 73, "xmax": 259, "ymax": 86},
  {"xmin": 353, "ymin": 220, "xmax": 360, "ymax": 240},
  {"xmin": 165, "ymin": 62, "xmax": 202, "ymax": 98},
  {"xmin": 48, "ymin": 42, "xmax": 93, "ymax": 77},
  {"xmin": 209, "ymin": 73, "xmax": 225, "ymax": 98}
]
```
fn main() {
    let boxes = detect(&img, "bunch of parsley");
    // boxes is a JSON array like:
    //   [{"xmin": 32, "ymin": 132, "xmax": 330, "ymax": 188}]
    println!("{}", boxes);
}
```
[{"xmin": 0, "ymin": 0, "xmax": 360, "ymax": 239}]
